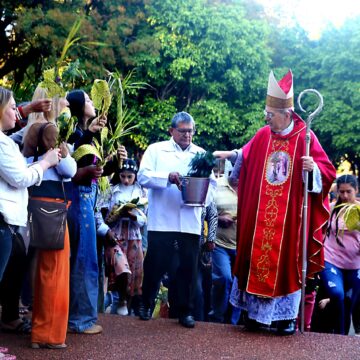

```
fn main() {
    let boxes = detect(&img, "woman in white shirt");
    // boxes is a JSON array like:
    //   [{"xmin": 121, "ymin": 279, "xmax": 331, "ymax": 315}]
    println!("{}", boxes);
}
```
[
  {"xmin": 0, "ymin": 87, "xmax": 59, "ymax": 356},
  {"xmin": 0, "ymin": 87, "xmax": 59, "ymax": 281}
]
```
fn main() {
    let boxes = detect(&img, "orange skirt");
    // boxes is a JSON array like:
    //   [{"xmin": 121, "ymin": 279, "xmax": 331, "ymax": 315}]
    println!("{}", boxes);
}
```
[{"xmin": 31, "ymin": 197, "xmax": 70, "ymax": 345}]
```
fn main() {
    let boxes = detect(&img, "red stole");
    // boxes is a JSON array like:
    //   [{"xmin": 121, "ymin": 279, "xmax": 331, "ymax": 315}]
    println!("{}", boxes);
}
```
[{"xmin": 234, "ymin": 116, "xmax": 336, "ymax": 297}]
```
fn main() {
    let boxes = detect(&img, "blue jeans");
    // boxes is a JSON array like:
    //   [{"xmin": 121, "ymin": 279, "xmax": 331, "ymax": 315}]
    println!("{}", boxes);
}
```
[
  {"xmin": 209, "ymin": 246, "xmax": 240, "ymax": 324},
  {"xmin": 320, "ymin": 261, "xmax": 360, "ymax": 334},
  {"xmin": 68, "ymin": 184, "xmax": 99, "ymax": 332},
  {"xmin": 0, "ymin": 221, "xmax": 12, "ymax": 282},
  {"xmin": 194, "ymin": 255, "xmax": 212, "ymax": 321}
]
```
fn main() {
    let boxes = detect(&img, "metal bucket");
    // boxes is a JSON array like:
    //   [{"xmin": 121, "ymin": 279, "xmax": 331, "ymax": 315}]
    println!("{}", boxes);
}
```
[{"xmin": 181, "ymin": 176, "xmax": 210, "ymax": 207}]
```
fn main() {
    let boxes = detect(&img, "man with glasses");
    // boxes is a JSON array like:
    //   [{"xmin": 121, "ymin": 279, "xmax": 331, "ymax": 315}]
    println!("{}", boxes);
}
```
[
  {"xmin": 215, "ymin": 70, "xmax": 336, "ymax": 335},
  {"xmin": 137, "ymin": 111, "xmax": 216, "ymax": 328}
]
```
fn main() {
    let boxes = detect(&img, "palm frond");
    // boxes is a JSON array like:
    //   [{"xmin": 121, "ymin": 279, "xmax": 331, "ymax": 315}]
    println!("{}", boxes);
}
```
[
  {"xmin": 72, "ymin": 144, "xmax": 103, "ymax": 162},
  {"xmin": 335, "ymin": 203, "xmax": 360, "ymax": 232},
  {"xmin": 91, "ymin": 79, "xmax": 112, "ymax": 116}
]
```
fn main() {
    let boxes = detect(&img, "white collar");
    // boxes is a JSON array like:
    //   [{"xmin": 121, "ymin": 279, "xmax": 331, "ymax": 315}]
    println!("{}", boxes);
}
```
[
  {"xmin": 170, "ymin": 137, "xmax": 194, "ymax": 152},
  {"xmin": 272, "ymin": 120, "xmax": 294, "ymax": 135}
]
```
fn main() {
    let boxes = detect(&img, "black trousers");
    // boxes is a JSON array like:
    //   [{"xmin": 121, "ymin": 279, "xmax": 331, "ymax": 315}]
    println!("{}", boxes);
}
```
[
  {"xmin": 0, "ymin": 231, "xmax": 27, "ymax": 323},
  {"xmin": 142, "ymin": 231, "xmax": 200, "ymax": 317}
]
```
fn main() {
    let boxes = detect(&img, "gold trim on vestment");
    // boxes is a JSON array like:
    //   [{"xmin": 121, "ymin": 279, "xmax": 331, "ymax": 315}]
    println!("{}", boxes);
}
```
[
  {"xmin": 255, "ymin": 138, "xmax": 292, "ymax": 285},
  {"xmin": 266, "ymin": 95, "xmax": 293, "ymax": 108},
  {"xmin": 272, "ymin": 134, "xmax": 300, "ymax": 293}
]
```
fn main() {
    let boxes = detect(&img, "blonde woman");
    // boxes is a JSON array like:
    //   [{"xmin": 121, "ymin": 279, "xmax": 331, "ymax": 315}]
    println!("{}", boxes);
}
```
[
  {"xmin": 21, "ymin": 85, "xmax": 68, "ymax": 143},
  {"xmin": 0, "ymin": 87, "xmax": 59, "ymax": 352}
]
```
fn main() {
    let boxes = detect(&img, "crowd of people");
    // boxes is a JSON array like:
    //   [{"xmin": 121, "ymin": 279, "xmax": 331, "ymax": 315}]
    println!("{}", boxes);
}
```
[{"xmin": 0, "ymin": 69, "xmax": 359, "ymax": 356}]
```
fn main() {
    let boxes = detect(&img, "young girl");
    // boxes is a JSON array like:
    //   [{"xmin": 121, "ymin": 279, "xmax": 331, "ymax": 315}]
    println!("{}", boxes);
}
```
[
  {"xmin": 96, "ymin": 159, "xmax": 147, "ymax": 315},
  {"xmin": 66, "ymin": 89, "xmax": 126, "ymax": 334},
  {"xmin": 320, "ymin": 174, "xmax": 360, "ymax": 334}
]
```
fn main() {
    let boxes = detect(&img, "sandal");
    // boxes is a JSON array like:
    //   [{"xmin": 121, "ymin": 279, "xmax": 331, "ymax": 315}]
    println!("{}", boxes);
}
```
[
  {"xmin": 1, "ymin": 319, "xmax": 32, "ymax": 335},
  {"xmin": 0, "ymin": 354, "xmax": 16, "ymax": 360},
  {"xmin": 31, "ymin": 343, "xmax": 67, "ymax": 350}
]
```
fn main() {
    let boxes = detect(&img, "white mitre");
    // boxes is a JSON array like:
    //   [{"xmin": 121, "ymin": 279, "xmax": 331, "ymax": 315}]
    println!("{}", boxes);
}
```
[{"xmin": 266, "ymin": 70, "xmax": 294, "ymax": 109}]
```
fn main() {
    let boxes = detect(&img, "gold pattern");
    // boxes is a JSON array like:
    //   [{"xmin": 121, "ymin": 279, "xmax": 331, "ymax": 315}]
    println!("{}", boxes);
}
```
[
  {"xmin": 266, "ymin": 94, "xmax": 293, "ymax": 108},
  {"xmin": 255, "ymin": 137, "xmax": 291, "ymax": 282}
]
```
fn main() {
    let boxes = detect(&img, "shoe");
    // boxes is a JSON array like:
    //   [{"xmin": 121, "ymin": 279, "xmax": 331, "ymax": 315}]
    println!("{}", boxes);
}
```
[
  {"xmin": 1, "ymin": 318, "xmax": 31, "ymax": 334},
  {"xmin": 116, "ymin": 302, "xmax": 128, "ymax": 316},
  {"xmin": 243, "ymin": 313, "xmax": 260, "ymax": 331},
  {"xmin": 82, "ymin": 324, "xmax": 103, "ymax": 335},
  {"xmin": 139, "ymin": 304, "xmax": 152, "ymax": 321},
  {"xmin": 104, "ymin": 292, "xmax": 113, "ymax": 313},
  {"xmin": 277, "ymin": 319, "xmax": 297, "ymax": 336},
  {"xmin": 179, "ymin": 315, "xmax": 195, "ymax": 328},
  {"xmin": 31, "ymin": 342, "xmax": 67, "ymax": 349}
]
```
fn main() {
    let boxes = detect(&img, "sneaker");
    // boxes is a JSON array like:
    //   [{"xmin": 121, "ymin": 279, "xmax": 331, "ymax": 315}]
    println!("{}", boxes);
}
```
[
  {"xmin": 82, "ymin": 324, "xmax": 103, "ymax": 335},
  {"xmin": 104, "ymin": 292, "xmax": 113, "ymax": 313},
  {"xmin": 116, "ymin": 302, "xmax": 128, "ymax": 316}
]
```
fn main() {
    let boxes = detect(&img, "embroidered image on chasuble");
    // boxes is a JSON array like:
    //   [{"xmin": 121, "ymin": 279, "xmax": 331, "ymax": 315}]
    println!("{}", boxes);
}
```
[
  {"xmin": 234, "ymin": 114, "xmax": 336, "ymax": 298},
  {"xmin": 248, "ymin": 129, "xmax": 299, "ymax": 296}
]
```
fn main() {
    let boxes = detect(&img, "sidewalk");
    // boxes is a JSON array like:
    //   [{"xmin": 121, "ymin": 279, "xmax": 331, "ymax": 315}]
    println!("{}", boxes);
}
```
[{"xmin": 2, "ymin": 314, "xmax": 360, "ymax": 360}]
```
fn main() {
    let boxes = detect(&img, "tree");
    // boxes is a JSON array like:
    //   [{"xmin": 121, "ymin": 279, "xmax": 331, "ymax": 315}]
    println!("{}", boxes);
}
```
[
  {"xmin": 129, "ymin": 0, "xmax": 272, "ymax": 150},
  {"xmin": 268, "ymin": 15, "xmax": 360, "ymax": 179}
]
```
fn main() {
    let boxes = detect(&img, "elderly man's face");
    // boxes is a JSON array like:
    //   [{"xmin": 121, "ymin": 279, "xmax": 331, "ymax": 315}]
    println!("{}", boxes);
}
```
[
  {"xmin": 264, "ymin": 106, "xmax": 291, "ymax": 133},
  {"xmin": 169, "ymin": 121, "xmax": 195, "ymax": 150}
]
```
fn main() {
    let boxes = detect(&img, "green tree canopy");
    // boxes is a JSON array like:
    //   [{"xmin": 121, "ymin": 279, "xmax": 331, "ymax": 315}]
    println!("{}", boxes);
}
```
[{"xmin": 1, "ymin": 0, "xmax": 360, "ymax": 176}]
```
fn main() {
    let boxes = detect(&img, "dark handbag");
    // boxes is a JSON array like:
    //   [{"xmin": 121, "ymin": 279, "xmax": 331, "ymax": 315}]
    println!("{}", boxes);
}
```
[
  {"xmin": 28, "ymin": 197, "xmax": 67, "ymax": 250},
  {"xmin": 28, "ymin": 122, "xmax": 67, "ymax": 250}
]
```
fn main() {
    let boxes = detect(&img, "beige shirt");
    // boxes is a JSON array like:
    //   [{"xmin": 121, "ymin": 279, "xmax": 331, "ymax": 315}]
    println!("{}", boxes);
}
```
[{"xmin": 215, "ymin": 176, "xmax": 237, "ymax": 249}]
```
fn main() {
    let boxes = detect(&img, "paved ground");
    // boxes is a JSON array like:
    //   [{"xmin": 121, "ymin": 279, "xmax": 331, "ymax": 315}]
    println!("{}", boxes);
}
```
[{"xmin": 2, "ymin": 314, "xmax": 360, "ymax": 360}]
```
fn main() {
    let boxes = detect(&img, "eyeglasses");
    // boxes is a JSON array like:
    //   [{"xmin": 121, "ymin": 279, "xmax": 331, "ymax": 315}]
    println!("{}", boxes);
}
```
[
  {"xmin": 264, "ymin": 110, "xmax": 275, "ymax": 119},
  {"xmin": 174, "ymin": 128, "xmax": 196, "ymax": 135},
  {"xmin": 264, "ymin": 110, "xmax": 288, "ymax": 119}
]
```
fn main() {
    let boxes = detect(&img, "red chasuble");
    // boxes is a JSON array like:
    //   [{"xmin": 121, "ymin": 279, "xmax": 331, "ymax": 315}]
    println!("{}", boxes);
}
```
[{"xmin": 234, "ymin": 114, "xmax": 336, "ymax": 297}]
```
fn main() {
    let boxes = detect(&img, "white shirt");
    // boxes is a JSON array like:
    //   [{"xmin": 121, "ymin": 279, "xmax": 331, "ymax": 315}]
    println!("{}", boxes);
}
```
[
  {"xmin": 138, "ymin": 138, "xmax": 216, "ymax": 235},
  {"xmin": 0, "ymin": 131, "xmax": 43, "ymax": 226},
  {"xmin": 95, "ymin": 182, "xmax": 147, "ymax": 238}
]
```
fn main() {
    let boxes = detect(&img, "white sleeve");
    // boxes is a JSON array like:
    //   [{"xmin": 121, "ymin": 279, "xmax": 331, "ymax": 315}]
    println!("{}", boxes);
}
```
[
  {"xmin": 0, "ymin": 140, "xmax": 43, "ymax": 188},
  {"xmin": 137, "ymin": 145, "xmax": 170, "ymax": 189},
  {"xmin": 304, "ymin": 163, "xmax": 322, "ymax": 193}
]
